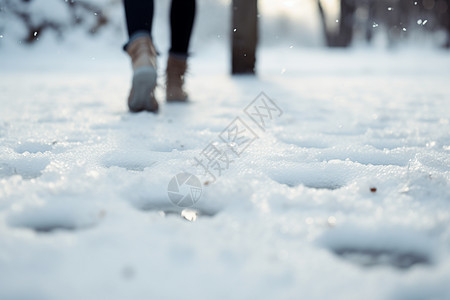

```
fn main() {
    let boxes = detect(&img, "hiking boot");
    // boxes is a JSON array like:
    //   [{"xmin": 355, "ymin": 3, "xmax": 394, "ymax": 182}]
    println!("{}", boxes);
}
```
[
  {"xmin": 166, "ymin": 55, "xmax": 188, "ymax": 102},
  {"xmin": 126, "ymin": 36, "xmax": 158, "ymax": 112}
]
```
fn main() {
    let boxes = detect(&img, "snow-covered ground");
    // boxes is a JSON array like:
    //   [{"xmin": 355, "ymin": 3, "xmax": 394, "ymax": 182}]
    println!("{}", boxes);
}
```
[{"xmin": 1, "ymin": 15, "xmax": 450, "ymax": 300}]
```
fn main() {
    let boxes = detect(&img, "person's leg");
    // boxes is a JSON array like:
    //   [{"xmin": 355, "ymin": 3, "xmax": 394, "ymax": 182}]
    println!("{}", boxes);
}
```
[
  {"xmin": 169, "ymin": 0, "xmax": 196, "ymax": 56},
  {"xmin": 123, "ymin": 0, "xmax": 158, "ymax": 112},
  {"xmin": 166, "ymin": 0, "xmax": 196, "ymax": 102},
  {"xmin": 124, "ymin": 0, "xmax": 154, "ymax": 42}
]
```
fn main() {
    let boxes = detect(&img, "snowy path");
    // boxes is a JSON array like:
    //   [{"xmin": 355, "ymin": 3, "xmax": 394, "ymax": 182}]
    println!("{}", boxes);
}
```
[{"xmin": 1, "ymin": 45, "xmax": 450, "ymax": 299}]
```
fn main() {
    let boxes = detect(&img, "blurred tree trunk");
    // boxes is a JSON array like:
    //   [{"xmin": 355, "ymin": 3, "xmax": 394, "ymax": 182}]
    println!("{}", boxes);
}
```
[
  {"xmin": 317, "ymin": 0, "xmax": 332, "ymax": 47},
  {"xmin": 441, "ymin": 0, "xmax": 450, "ymax": 48},
  {"xmin": 231, "ymin": 0, "xmax": 258, "ymax": 74},
  {"xmin": 338, "ymin": 0, "xmax": 356, "ymax": 47},
  {"xmin": 318, "ymin": 0, "xmax": 355, "ymax": 47},
  {"xmin": 365, "ymin": 0, "xmax": 376, "ymax": 43}
]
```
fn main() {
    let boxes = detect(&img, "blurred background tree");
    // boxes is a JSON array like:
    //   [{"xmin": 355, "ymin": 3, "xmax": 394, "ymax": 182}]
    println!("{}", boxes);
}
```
[
  {"xmin": 232, "ymin": 0, "xmax": 258, "ymax": 74},
  {"xmin": 318, "ymin": 0, "xmax": 450, "ymax": 48},
  {"xmin": 0, "ymin": 0, "xmax": 122, "ymax": 44},
  {"xmin": 1, "ymin": 0, "xmax": 448, "ymax": 47}
]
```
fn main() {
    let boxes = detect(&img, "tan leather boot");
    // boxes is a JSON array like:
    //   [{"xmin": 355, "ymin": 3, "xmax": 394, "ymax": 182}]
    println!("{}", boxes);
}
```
[
  {"xmin": 166, "ymin": 55, "xmax": 188, "ymax": 102},
  {"xmin": 126, "ymin": 36, "xmax": 158, "ymax": 112}
]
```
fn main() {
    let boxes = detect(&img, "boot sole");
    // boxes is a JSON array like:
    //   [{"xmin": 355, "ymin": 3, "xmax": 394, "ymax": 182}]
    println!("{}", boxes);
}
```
[{"xmin": 129, "ymin": 66, "xmax": 158, "ymax": 112}]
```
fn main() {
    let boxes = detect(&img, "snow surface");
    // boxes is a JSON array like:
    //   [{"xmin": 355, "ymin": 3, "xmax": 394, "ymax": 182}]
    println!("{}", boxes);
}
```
[{"xmin": 1, "ymin": 8, "xmax": 450, "ymax": 300}]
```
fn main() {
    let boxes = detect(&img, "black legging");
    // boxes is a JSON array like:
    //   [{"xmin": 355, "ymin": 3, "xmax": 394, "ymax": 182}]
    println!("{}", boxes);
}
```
[{"xmin": 124, "ymin": 0, "xmax": 196, "ymax": 55}]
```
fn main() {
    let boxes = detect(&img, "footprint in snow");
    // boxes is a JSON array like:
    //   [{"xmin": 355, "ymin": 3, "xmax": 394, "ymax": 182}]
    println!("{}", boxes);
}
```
[
  {"xmin": 132, "ymin": 200, "xmax": 217, "ymax": 222},
  {"xmin": 317, "ymin": 225, "xmax": 433, "ymax": 270},
  {"xmin": 267, "ymin": 162, "xmax": 349, "ymax": 190},
  {"xmin": 13, "ymin": 141, "xmax": 53, "ymax": 154},
  {"xmin": 0, "ymin": 157, "xmax": 50, "ymax": 179},
  {"xmin": 7, "ymin": 203, "xmax": 102, "ymax": 233},
  {"xmin": 101, "ymin": 151, "xmax": 156, "ymax": 171}
]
